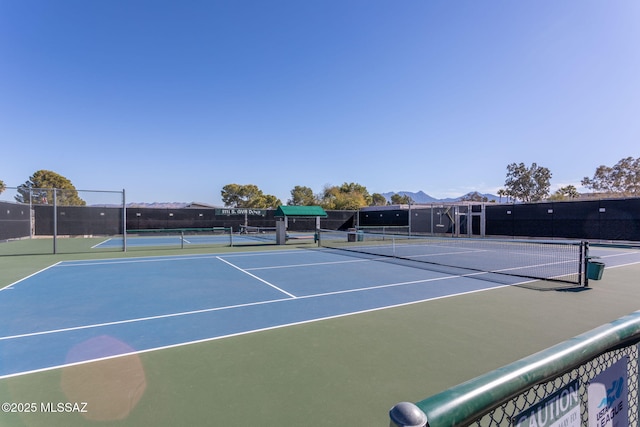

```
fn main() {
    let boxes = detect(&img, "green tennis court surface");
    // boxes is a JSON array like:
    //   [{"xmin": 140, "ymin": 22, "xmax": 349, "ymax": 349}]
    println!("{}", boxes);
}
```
[{"xmin": 0, "ymin": 244, "xmax": 639, "ymax": 426}]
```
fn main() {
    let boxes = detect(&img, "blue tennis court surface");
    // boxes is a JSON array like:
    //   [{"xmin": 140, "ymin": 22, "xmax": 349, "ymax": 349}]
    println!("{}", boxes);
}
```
[{"xmin": 1, "ymin": 245, "xmax": 638, "ymax": 379}]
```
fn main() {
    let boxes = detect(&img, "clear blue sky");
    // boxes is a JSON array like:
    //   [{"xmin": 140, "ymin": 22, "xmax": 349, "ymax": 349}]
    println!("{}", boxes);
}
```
[{"xmin": 1, "ymin": 0, "xmax": 639, "ymax": 205}]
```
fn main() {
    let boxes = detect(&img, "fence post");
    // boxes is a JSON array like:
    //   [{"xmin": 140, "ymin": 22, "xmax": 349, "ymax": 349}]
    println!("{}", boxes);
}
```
[
  {"xmin": 389, "ymin": 402, "xmax": 427, "ymax": 427},
  {"xmin": 53, "ymin": 188, "xmax": 57, "ymax": 254}
]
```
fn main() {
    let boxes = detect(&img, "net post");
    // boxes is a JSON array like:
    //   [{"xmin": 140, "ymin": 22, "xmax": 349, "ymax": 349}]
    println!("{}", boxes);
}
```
[
  {"xmin": 229, "ymin": 227, "xmax": 234, "ymax": 247},
  {"xmin": 180, "ymin": 230, "xmax": 185, "ymax": 249},
  {"xmin": 389, "ymin": 402, "xmax": 427, "ymax": 427},
  {"xmin": 582, "ymin": 241, "xmax": 589, "ymax": 287}
]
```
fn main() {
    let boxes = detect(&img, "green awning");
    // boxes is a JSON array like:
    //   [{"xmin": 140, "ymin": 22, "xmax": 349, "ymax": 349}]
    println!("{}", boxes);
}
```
[{"xmin": 274, "ymin": 205, "xmax": 328, "ymax": 218}]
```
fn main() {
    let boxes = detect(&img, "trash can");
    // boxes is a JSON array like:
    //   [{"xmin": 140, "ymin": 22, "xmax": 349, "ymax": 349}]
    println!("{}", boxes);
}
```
[
  {"xmin": 587, "ymin": 260, "xmax": 605, "ymax": 280},
  {"xmin": 347, "ymin": 228, "xmax": 357, "ymax": 242},
  {"xmin": 357, "ymin": 231, "xmax": 364, "ymax": 242}
]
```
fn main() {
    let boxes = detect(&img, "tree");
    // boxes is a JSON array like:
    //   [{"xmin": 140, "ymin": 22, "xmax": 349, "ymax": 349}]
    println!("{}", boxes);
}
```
[
  {"xmin": 581, "ymin": 156, "xmax": 640, "ymax": 197},
  {"xmin": 459, "ymin": 191, "xmax": 489, "ymax": 202},
  {"xmin": 287, "ymin": 186, "xmax": 317, "ymax": 206},
  {"xmin": 370, "ymin": 193, "xmax": 388, "ymax": 206},
  {"xmin": 15, "ymin": 170, "xmax": 86, "ymax": 206},
  {"xmin": 319, "ymin": 182, "xmax": 371, "ymax": 210},
  {"xmin": 548, "ymin": 185, "xmax": 580, "ymax": 201},
  {"xmin": 221, "ymin": 184, "xmax": 281, "ymax": 208},
  {"xmin": 390, "ymin": 193, "xmax": 413, "ymax": 204},
  {"xmin": 259, "ymin": 194, "xmax": 281, "ymax": 208},
  {"xmin": 0, "ymin": 179, "xmax": 5, "ymax": 195},
  {"xmin": 502, "ymin": 162, "xmax": 552, "ymax": 202}
]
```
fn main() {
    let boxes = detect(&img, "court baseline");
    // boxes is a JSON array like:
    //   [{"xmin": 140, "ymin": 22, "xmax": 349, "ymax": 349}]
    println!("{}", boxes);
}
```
[{"xmin": 1, "ymin": 246, "xmax": 638, "ymax": 379}]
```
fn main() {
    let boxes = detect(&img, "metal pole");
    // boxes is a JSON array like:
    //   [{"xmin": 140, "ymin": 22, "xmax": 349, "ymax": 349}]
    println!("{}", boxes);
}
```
[
  {"xmin": 430, "ymin": 204, "xmax": 434, "ymax": 235},
  {"xmin": 408, "ymin": 201, "xmax": 412, "ymax": 236},
  {"xmin": 53, "ymin": 189, "xmax": 57, "ymax": 254},
  {"xmin": 29, "ymin": 188, "xmax": 33, "ymax": 238},
  {"xmin": 583, "ymin": 241, "xmax": 589, "ymax": 287},
  {"xmin": 122, "ymin": 189, "xmax": 127, "ymax": 252}
]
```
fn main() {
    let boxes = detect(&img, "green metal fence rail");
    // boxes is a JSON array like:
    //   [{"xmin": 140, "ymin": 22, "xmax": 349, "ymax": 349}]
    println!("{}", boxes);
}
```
[{"xmin": 390, "ymin": 310, "xmax": 640, "ymax": 426}]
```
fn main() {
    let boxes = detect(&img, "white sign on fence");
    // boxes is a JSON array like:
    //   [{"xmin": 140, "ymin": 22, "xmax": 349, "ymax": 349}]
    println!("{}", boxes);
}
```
[{"xmin": 588, "ymin": 357, "xmax": 629, "ymax": 427}]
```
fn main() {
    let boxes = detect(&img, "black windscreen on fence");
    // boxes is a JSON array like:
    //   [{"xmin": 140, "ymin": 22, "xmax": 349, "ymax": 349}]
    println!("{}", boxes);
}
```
[
  {"xmin": 484, "ymin": 198, "xmax": 640, "ymax": 241},
  {"xmin": 124, "ymin": 208, "xmax": 355, "ymax": 232},
  {"xmin": 359, "ymin": 209, "xmax": 409, "ymax": 227},
  {"xmin": 34, "ymin": 205, "xmax": 123, "ymax": 236},
  {"xmin": 5, "ymin": 197, "xmax": 639, "ymax": 253},
  {"xmin": 599, "ymin": 198, "xmax": 640, "ymax": 241},
  {"xmin": 0, "ymin": 201, "xmax": 30, "ymax": 241},
  {"xmin": 357, "ymin": 199, "xmax": 640, "ymax": 242},
  {"xmin": 552, "ymin": 200, "xmax": 600, "ymax": 239},
  {"xmin": 512, "ymin": 203, "xmax": 554, "ymax": 238}
]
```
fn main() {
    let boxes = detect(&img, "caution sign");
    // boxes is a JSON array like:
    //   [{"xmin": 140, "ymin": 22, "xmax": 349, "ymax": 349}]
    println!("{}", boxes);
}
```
[{"xmin": 513, "ymin": 380, "xmax": 580, "ymax": 427}]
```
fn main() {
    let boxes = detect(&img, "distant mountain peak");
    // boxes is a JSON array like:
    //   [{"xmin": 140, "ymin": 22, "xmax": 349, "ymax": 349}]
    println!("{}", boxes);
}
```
[
  {"xmin": 381, "ymin": 191, "xmax": 437, "ymax": 203},
  {"xmin": 381, "ymin": 191, "xmax": 498, "ymax": 203}
]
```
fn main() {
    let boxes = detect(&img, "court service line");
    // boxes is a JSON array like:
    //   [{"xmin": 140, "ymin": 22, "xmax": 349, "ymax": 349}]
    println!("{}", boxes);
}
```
[
  {"xmin": 215, "ymin": 256, "xmax": 297, "ymax": 298},
  {"xmin": 0, "ymin": 270, "xmax": 499, "ymax": 342},
  {"xmin": 57, "ymin": 254, "xmax": 220, "ymax": 267},
  {"xmin": 0, "ymin": 296, "xmax": 294, "ymax": 342},
  {"xmin": 246, "ymin": 258, "xmax": 371, "ymax": 271},
  {"xmin": 0, "ymin": 282, "xmax": 508, "ymax": 381}
]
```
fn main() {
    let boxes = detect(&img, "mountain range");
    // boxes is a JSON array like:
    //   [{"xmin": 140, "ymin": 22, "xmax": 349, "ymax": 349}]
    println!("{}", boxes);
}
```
[
  {"xmin": 119, "ymin": 191, "xmax": 499, "ymax": 208},
  {"xmin": 381, "ymin": 191, "xmax": 499, "ymax": 203}
]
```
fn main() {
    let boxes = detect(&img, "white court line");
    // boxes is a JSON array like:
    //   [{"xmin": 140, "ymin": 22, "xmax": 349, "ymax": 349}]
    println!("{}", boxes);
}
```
[
  {"xmin": 246, "ymin": 258, "xmax": 371, "ymax": 271},
  {"xmin": 55, "ymin": 249, "xmax": 305, "ymax": 268},
  {"xmin": 597, "ymin": 252, "xmax": 640, "ymax": 259},
  {"xmin": 0, "ymin": 281, "xmax": 506, "ymax": 380},
  {"xmin": 90, "ymin": 238, "xmax": 113, "ymax": 249},
  {"xmin": 0, "ymin": 267, "xmax": 495, "ymax": 342},
  {"xmin": 0, "ymin": 276, "xmax": 509, "ymax": 380},
  {"xmin": 58, "ymin": 254, "xmax": 221, "ymax": 267},
  {"xmin": 215, "ymin": 256, "xmax": 297, "ymax": 298},
  {"xmin": 0, "ymin": 262, "xmax": 62, "ymax": 291},
  {"xmin": 0, "ymin": 296, "xmax": 292, "ymax": 341}
]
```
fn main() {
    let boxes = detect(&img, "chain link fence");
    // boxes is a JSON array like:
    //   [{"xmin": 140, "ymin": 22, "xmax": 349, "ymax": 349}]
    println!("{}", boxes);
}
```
[
  {"xmin": 0, "ymin": 187, "xmax": 125, "ymax": 255},
  {"xmin": 390, "ymin": 311, "xmax": 640, "ymax": 427},
  {"xmin": 474, "ymin": 346, "xmax": 638, "ymax": 426}
]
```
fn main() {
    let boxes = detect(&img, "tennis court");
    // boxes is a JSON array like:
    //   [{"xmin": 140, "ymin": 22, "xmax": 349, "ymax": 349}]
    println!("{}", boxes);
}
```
[
  {"xmin": 1, "ymin": 242, "xmax": 639, "ymax": 425},
  {"xmin": 92, "ymin": 228, "xmax": 314, "ymax": 250}
]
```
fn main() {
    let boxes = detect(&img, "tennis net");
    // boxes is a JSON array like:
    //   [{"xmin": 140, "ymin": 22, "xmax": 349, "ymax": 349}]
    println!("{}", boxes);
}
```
[
  {"xmin": 237, "ymin": 225, "xmax": 277, "ymax": 242},
  {"xmin": 317, "ymin": 229, "xmax": 588, "ymax": 287},
  {"xmin": 126, "ymin": 227, "xmax": 233, "ymax": 248}
]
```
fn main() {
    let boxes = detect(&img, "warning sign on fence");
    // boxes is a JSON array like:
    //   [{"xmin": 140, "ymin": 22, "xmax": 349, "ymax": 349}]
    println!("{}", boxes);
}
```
[{"xmin": 514, "ymin": 380, "xmax": 580, "ymax": 427}]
